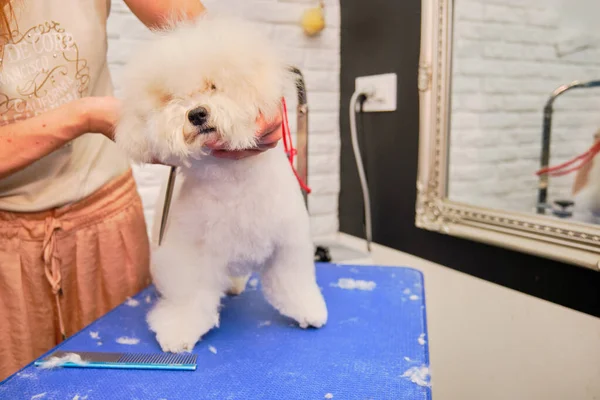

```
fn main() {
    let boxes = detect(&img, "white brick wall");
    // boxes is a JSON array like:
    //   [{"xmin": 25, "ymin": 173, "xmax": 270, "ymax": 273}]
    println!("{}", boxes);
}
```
[
  {"xmin": 449, "ymin": 0, "xmax": 600, "ymax": 213},
  {"xmin": 106, "ymin": 0, "xmax": 341, "ymax": 237}
]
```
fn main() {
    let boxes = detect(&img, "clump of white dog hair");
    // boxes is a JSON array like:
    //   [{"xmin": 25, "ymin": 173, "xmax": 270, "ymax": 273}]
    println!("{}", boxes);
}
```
[
  {"xmin": 116, "ymin": 336, "xmax": 140, "ymax": 345},
  {"xmin": 17, "ymin": 371, "xmax": 37, "ymax": 379},
  {"xmin": 401, "ymin": 365, "xmax": 431, "ymax": 387},
  {"xmin": 330, "ymin": 278, "xmax": 376, "ymax": 291},
  {"xmin": 125, "ymin": 297, "xmax": 140, "ymax": 307},
  {"xmin": 89, "ymin": 331, "xmax": 102, "ymax": 346},
  {"xmin": 418, "ymin": 333, "xmax": 426, "ymax": 345},
  {"xmin": 324, "ymin": 393, "xmax": 334, "ymax": 399},
  {"xmin": 38, "ymin": 353, "xmax": 87, "ymax": 369}
]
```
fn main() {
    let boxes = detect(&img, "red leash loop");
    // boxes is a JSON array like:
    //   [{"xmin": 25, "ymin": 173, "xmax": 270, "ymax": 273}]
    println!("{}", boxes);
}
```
[
  {"xmin": 535, "ymin": 141, "xmax": 600, "ymax": 177},
  {"xmin": 281, "ymin": 97, "xmax": 311, "ymax": 194}
]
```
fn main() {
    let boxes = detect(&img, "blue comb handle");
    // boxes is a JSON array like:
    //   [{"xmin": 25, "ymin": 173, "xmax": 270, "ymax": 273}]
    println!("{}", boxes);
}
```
[{"xmin": 34, "ymin": 351, "xmax": 197, "ymax": 371}]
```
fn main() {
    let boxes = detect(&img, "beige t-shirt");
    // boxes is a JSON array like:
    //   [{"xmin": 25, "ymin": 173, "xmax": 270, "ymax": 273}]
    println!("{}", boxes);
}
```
[{"xmin": 0, "ymin": 0, "xmax": 131, "ymax": 212}]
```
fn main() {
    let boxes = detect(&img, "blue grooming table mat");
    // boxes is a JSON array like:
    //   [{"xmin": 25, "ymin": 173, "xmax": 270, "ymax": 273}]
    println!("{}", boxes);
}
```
[{"xmin": 0, "ymin": 263, "xmax": 431, "ymax": 399}]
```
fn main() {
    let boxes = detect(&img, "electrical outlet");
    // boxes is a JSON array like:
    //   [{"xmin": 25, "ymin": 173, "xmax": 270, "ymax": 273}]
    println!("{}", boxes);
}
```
[{"xmin": 354, "ymin": 73, "xmax": 397, "ymax": 112}]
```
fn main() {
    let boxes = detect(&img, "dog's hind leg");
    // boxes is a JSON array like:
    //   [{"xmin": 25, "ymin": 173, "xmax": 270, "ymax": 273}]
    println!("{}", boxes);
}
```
[
  {"xmin": 260, "ymin": 242, "xmax": 327, "ymax": 329},
  {"xmin": 226, "ymin": 274, "xmax": 250, "ymax": 296},
  {"xmin": 146, "ymin": 243, "xmax": 229, "ymax": 353}
]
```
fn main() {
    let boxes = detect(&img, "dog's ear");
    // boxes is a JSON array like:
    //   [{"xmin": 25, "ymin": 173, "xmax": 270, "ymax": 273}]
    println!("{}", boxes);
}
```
[
  {"xmin": 114, "ymin": 111, "xmax": 154, "ymax": 165},
  {"xmin": 270, "ymin": 66, "xmax": 307, "ymax": 119},
  {"xmin": 255, "ymin": 64, "xmax": 294, "ymax": 122}
]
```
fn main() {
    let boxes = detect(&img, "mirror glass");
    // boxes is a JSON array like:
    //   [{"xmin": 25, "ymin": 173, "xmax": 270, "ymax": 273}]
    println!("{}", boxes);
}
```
[{"xmin": 447, "ymin": 0, "xmax": 600, "ymax": 225}]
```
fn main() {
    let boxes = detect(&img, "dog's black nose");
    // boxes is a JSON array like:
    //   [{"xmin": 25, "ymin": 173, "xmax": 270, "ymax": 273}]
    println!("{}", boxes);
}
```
[{"xmin": 188, "ymin": 107, "xmax": 209, "ymax": 126}]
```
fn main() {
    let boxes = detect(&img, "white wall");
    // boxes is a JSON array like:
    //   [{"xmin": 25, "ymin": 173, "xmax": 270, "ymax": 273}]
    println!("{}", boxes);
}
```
[
  {"xmin": 106, "ymin": 0, "xmax": 341, "ymax": 237},
  {"xmin": 448, "ymin": 0, "xmax": 600, "ymax": 213}
]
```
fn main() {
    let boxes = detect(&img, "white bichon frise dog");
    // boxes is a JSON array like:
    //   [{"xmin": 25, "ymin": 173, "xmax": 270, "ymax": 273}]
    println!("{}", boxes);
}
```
[{"xmin": 114, "ymin": 15, "xmax": 328, "ymax": 353}]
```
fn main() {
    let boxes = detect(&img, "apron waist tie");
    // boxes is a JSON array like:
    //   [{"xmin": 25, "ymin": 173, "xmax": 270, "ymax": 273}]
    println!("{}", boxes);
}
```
[{"xmin": 42, "ymin": 216, "xmax": 66, "ymax": 341}]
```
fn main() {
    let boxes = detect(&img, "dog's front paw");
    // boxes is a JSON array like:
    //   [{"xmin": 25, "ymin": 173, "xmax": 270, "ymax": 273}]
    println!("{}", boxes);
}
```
[
  {"xmin": 154, "ymin": 329, "xmax": 197, "ymax": 353},
  {"xmin": 271, "ymin": 286, "xmax": 328, "ymax": 329},
  {"xmin": 146, "ymin": 299, "xmax": 219, "ymax": 353},
  {"xmin": 294, "ymin": 290, "xmax": 328, "ymax": 329}
]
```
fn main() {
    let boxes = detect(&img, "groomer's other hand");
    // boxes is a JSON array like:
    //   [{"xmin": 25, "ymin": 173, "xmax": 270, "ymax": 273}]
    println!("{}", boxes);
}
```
[{"xmin": 209, "ymin": 109, "xmax": 284, "ymax": 160}]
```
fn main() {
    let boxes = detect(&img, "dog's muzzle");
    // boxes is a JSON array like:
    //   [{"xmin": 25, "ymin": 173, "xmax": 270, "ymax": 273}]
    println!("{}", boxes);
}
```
[
  {"xmin": 188, "ymin": 106, "xmax": 209, "ymax": 126},
  {"xmin": 187, "ymin": 106, "xmax": 216, "ymax": 134}
]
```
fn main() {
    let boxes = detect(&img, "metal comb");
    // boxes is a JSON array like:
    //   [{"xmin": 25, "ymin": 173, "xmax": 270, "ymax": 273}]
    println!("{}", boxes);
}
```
[
  {"xmin": 158, "ymin": 165, "xmax": 177, "ymax": 246},
  {"xmin": 34, "ymin": 350, "xmax": 197, "ymax": 371}
]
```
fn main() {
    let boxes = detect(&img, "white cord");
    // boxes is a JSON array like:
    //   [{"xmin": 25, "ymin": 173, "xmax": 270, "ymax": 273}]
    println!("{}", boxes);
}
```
[{"xmin": 349, "ymin": 90, "xmax": 372, "ymax": 252}]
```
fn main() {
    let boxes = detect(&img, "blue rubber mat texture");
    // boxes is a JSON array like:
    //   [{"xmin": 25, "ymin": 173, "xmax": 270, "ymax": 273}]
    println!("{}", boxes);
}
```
[{"xmin": 0, "ymin": 263, "xmax": 431, "ymax": 400}]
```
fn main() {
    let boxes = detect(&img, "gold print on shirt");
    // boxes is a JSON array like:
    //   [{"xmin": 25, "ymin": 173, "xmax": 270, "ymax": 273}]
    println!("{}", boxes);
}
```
[{"xmin": 0, "ymin": 21, "xmax": 90, "ymax": 126}]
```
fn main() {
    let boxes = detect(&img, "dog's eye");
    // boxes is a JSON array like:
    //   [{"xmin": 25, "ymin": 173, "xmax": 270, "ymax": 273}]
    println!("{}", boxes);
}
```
[{"xmin": 210, "ymin": 84, "xmax": 217, "ymax": 91}]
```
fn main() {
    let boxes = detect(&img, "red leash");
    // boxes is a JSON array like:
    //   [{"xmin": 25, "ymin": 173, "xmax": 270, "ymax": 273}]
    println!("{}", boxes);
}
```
[
  {"xmin": 281, "ymin": 97, "xmax": 311, "ymax": 193},
  {"xmin": 536, "ymin": 141, "xmax": 600, "ymax": 177}
]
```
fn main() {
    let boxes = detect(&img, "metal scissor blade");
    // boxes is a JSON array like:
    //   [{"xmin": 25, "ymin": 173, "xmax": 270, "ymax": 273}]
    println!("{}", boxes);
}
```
[{"xmin": 158, "ymin": 165, "xmax": 177, "ymax": 246}]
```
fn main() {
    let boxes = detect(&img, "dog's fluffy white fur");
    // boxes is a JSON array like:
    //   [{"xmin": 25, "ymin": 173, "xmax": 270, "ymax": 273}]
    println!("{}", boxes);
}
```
[
  {"xmin": 573, "ymin": 156, "xmax": 600, "ymax": 224},
  {"xmin": 114, "ymin": 15, "xmax": 327, "ymax": 353}
]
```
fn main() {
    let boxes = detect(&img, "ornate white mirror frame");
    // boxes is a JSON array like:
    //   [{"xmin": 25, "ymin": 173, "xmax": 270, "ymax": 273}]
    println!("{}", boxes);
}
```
[{"xmin": 415, "ymin": 0, "xmax": 600, "ymax": 271}]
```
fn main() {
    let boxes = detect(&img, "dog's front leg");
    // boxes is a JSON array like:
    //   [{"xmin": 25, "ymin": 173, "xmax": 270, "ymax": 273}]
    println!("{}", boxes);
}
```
[
  {"xmin": 261, "ymin": 242, "xmax": 328, "ymax": 329},
  {"xmin": 146, "ymin": 245, "xmax": 227, "ymax": 353}
]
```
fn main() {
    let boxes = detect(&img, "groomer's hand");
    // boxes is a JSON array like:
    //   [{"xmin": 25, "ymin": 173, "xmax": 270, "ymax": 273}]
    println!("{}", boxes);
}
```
[
  {"xmin": 86, "ymin": 97, "xmax": 168, "ymax": 166},
  {"xmin": 84, "ymin": 96, "xmax": 122, "ymax": 140},
  {"xmin": 209, "ymin": 110, "xmax": 284, "ymax": 160}
]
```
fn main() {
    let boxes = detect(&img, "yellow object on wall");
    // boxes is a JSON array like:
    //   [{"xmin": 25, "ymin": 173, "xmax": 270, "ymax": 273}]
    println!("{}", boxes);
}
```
[{"xmin": 301, "ymin": 2, "xmax": 325, "ymax": 36}]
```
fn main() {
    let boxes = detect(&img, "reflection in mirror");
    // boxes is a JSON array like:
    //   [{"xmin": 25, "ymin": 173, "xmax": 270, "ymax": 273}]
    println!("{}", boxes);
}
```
[{"xmin": 447, "ymin": 0, "xmax": 600, "ymax": 225}]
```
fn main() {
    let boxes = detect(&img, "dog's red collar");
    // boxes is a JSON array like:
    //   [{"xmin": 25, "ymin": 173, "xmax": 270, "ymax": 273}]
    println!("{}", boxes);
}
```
[{"xmin": 281, "ymin": 97, "xmax": 311, "ymax": 194}]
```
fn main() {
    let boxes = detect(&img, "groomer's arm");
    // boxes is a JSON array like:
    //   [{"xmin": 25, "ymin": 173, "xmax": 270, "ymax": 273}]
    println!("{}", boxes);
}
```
[
  {"xmin": 122, "ymin": 0, "xmax": 206, "ymax": 28},
  {"xmin": 0, "ymin": 97, "xmax": 121, "ymax": 180}
]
